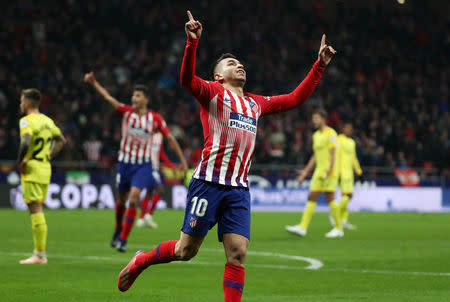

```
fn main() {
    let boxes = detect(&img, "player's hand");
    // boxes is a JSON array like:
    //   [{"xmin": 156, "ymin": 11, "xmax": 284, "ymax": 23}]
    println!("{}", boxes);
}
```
[
  {"xmin": 18, "ymin": 160, "xmax": 28, "ymax": 174},
  {"xmin": 185, "ymin": 10, "xmax": 202, "ymax": 39},
  {"xmin": 318, "ymin": 34, "xmax": 337, "ymax": 66},
  {"xmin": 322, "ymin": 170, "xmax": 332, "ymax": 181},
  {"xmin": 83, "ymin": 71, "xmax": 96, "ymax": 85},
  {"xmin": 296, "ymin": 169, "xmax": 308, "ymax": 183}
]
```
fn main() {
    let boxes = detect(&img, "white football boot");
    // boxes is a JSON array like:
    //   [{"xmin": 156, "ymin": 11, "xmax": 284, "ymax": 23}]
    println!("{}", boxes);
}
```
[
  {"xmin": 325, "ymin": 227, "xmax": 344, "ymax": 238},
  {"xmin": 285, "ymin": 225, "xmax": 307, "ymax": 236},
  {"xmin": 144, "ymin": 213, "xmax": 158, "ymax": 229},
  {"xmin": 342, "ymin": 221, "xmax": 357, "ymax": 230},
  {"xmin": 136, "ymin": 218, "xmax": 145, "ymax": 228}
]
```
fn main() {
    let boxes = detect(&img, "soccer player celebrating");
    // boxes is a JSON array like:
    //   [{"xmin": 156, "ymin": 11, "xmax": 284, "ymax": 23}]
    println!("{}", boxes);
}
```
[
  {"xmin": 117, "ymin": 11, "xmax": 336, "ymax": 300},
  {"xmin": 137, "ymin": 132, "xmax": 174, "ymax": 228},
  {"xmin": 17, "ymin": 88, "xmax": 66, "ymax": 264},
  {"xmin": 334, "ymin": 122, "xmax": 362, "ymax": 229},
  {"xmin": 286, "ymin": 109, "xmax": 343, "ymax": 238},
  {"xmin": 83, "ymin": 73, "xmax": 187, "ymax": 252}
]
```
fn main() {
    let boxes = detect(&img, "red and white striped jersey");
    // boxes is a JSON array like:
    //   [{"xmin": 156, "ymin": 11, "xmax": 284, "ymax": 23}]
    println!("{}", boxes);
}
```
[
  {"xmin": 116, "ymin": 104, "xmax": 170, "ymax": 165},
  {"xmin": 193, "ymin": 86, "xmax": 261, "ymax": 187},
  {"xmin": 150, "ymin": 132, "xmax": 163, "ymax": 170},
  {"xmin": 181, "ymin": 38, "xmax": 325, "ymax": 187}
]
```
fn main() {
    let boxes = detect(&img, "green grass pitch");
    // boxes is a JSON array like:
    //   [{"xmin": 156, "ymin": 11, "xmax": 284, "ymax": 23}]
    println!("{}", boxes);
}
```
[{"xmin": 0, "ymin": 209, "xmax": 449, "ymax": 301}]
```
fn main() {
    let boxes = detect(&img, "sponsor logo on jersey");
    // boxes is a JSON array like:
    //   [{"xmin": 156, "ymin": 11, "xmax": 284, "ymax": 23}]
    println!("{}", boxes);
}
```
[
  {"xmin": 229, "ymin": 112, "xmax": 257, "ymax": 134},
  {"xmin": 224, "ymin": 97, "xmax": 232, "ymax": 102},
  {"xmin": 129, "ymin": 125, "xmax": 149, "ymax": 138}
]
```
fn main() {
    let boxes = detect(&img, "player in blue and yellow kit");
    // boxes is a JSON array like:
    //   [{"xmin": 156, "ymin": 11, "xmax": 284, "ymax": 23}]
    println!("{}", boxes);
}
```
[
  {"xmin": 17, "ymin": 89, "xmax": 66, "ymax": 264},
  {"xmin": 333, "ymin": 122, "xmax": 362, "ymax": 230},
  {"xmin": 286, "ymin": 109, "xmax": 343, "ymax": 238}
]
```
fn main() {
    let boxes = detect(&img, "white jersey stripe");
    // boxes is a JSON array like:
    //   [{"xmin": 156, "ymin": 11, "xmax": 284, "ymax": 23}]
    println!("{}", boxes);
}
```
[
  {"xmin": 205, "ymin": 95, "xmax": 220, "ymax": 182},
  {"xmin": 229, "ymin": 91, "xmax": 246, "ymax": 186},
  {"xmin": 136, "ymin": 114, "xmax": 147, "ymax": 164},
  {"xmin": 239, "ymin": 97, "xmax": 258, "ymax": 184},
  {"xmin": 218, "ymin": 91, "xmax": 235, "ymax": 184}
]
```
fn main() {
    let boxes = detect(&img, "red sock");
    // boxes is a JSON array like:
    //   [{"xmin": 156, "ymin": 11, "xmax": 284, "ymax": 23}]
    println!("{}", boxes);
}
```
[
  {"xmin": 115, "ymin": 202, "xmax": 126, "ymax": 231},
  {"xmin": 119, "ymin": 208, "xmax": 137, "ymax": 240},
  {"xmin": 149, "ymin": 193, "xmax": 161, "ymax": 215},
  {"xmin": 140, "ymin": 197, "xmax": 149, "ymax": 219},
  {"xmin": 223, "ymin": 263, "xmax": 245, "ymax": 302},
  {"xmin": 136, "ymin": 240, "xmax": 177, "ymax": 268}
]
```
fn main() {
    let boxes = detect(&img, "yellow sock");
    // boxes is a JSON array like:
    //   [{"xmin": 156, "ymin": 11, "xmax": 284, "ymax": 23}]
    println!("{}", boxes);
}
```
[
  {"xmin": 299, "ymin": 201, "xmax": 316, "ymax": 230},
  {"xmin": 329, "ymin": 201, "xmax": 342, "ymax": 230},
  {"xmin": 339, "ymin": 195, "xmax": 351, "ymax": 222},
  {"xmin": 31, "ymin": 212, "xmax": 47, "ymax": 253}
]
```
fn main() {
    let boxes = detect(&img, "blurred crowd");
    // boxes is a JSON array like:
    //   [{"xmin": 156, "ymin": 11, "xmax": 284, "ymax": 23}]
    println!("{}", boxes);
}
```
[{"xmin": 0, "ymin": 0, "xmax": 448, "ymax": 175}]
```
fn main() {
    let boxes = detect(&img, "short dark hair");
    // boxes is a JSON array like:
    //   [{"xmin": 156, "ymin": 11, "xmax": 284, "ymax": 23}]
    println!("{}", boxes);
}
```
[
  {"xmin": 133, "ymin": 84, "xmax": 149, "ymax": 99},
  {"xmin": 313, "ymin": 108, "xmax": 328, "ymax": 119},
  {"xmin": 21, "ymin": 88, "xmax": 41, "ymax": 107},
  {"xmin": 210, "ymin": 53, "xmax": 237, "ymax": 80}
]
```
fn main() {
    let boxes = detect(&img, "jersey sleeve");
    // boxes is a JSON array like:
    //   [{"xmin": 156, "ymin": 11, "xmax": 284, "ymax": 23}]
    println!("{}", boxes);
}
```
[
  {"xmin": 50, "ymin": 120, "xmax": 61, "ymax": 137},
  {"xmin": 116, "ymin": 103, "xmax": 133, "ymax": 116},
  {"xmin": 251, "ymin": 61, "xmax": 325, "ymax": 116},
  {"xmin": 180, "ymin": 38, "xmax": 222, "ymax": 107},
  {"xmin": 19, "ymin": 117, "xmax": 32, "ymax": 138},
  {"xmin": 153, "ymin": 113, "xmax": 170, "ymax": 136},
  {"xmin": 328, "ymin": 129, "xmax": 337, "ymax": 149}
]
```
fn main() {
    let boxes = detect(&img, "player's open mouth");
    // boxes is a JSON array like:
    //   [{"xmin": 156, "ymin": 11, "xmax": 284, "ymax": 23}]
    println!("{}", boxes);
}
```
[{"xmin": 237, "ymin": 70, "xmax": 245, "ymax": 75}]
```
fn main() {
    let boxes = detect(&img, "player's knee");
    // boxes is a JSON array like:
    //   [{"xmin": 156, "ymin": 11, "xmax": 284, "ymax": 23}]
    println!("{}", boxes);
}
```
[
  {"xmin": 346, "ymin": 193, "xmax": 353, "ymax": 199},
  {"xmin": 226, "ymin": 245, "xmax": 247, "ymax": 265},
  {"xmin": 175, "ymin": 243, "xmax": 199, "ymax": 261},
  {"xmin": 308, "ymin": 193, "xmax": 319, "ymax": 201}
]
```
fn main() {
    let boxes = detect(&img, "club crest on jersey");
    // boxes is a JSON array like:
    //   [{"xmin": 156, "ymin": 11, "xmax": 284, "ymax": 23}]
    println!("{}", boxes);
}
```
[
  {"xmin": 229, "ymin": 112, "xmax": 257, "ymax": 134},
  {"xmin": 189, "ymin": 217, "xmax": 198, "ymax": 228},
  {"xmin": 248, "ymin": 99, "xmax": 258, "ymax": 114}
]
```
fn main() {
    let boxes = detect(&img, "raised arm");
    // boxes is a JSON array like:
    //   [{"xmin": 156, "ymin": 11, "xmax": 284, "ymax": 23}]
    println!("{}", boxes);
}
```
[
  {"xmin": 84, "ymin": 72, "xmax": 120, "ymax": 110},
  {"xmin": 258, "ymin": 35, "xmax": 337, "ymax": 116},
  {"xmin": 180, "ymin": 10, "xmax": 217, "ymax": 106}
]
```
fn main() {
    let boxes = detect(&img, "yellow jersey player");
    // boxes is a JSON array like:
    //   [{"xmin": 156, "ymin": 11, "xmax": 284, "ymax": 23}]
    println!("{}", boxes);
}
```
[
  {"xmin": 332, "ymin": 122, "xmax": 362, "ymax": 230},
  {"xmin": 17, "ymin": 89, "xmax": 66, "ymax": 264},
  {"xmin": 286, "ymin": 109, "xmax": 343, "ymax": 238}
]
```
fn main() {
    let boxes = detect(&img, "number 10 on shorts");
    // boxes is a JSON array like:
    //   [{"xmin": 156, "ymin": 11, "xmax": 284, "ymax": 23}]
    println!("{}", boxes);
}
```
[{"xmin": 190, "ymin": 196, "xmax": 208, "ymax": 217}]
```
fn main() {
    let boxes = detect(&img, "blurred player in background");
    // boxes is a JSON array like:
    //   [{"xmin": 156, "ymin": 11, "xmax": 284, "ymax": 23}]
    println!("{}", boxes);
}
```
[
  {"xmin": 331, "ymin": 122, "xmax": 362, "ymax": 230},
  {"xmin": 286, "ymin": 109, "xmax": 343, "ymax": 238},
  {"xmin": 84, "ymin": 73, "xmax": 187, "ymax": 252},
  {"xmin": 137, "ymin": 132, "xmax": 174, "ymax": 228},
  {"xmin": 17, "ymin": 88, "xmax": 66, "ymax": 264},
  {"xmin": 117, "ymin": 10, "xmax": 336, "ymax": 301}
]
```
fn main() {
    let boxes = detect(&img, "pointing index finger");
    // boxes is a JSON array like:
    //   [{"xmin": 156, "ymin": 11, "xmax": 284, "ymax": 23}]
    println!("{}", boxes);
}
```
[
  {"xmin": 187, "ymin": 10, "xmax": 194, "ymax": 21},
  {"xmin": 321, "ymin": 34, "xmax": 326, "ymax": 48}
]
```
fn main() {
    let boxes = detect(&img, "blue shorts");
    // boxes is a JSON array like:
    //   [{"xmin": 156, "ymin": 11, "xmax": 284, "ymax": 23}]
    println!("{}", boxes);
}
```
[
  {"xmin": 116, "ymin": 162, "xmax": 156, "ymax": 193},
  {"xmin": 181, "ymin": 178, "xmax": 251, "ymax": 242}
]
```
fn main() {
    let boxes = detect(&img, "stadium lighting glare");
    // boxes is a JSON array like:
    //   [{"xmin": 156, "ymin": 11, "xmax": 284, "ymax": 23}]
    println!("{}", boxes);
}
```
[{"xmin": 397, "ymin": 0, "xmax": 405, "ymax": 4}]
